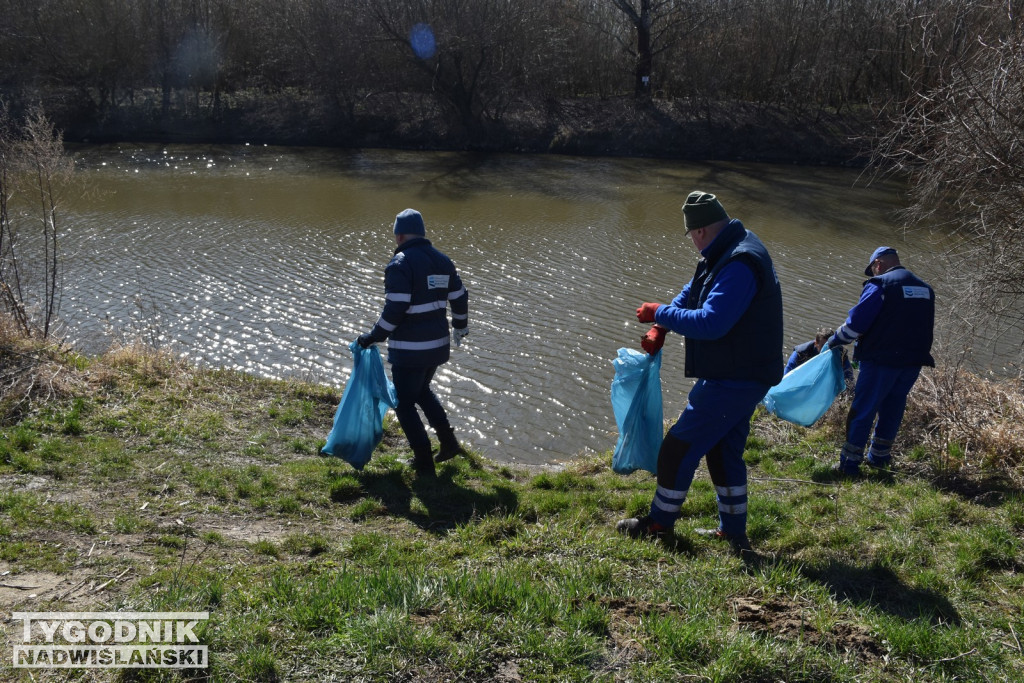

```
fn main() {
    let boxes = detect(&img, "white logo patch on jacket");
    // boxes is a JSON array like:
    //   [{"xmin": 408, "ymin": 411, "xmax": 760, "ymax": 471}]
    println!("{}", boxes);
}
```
[
  {"xmin": 427, "ymin": 274, "xmax": 450, "ymax": 289},
  {"xmin": 902, "ymin": 286, "xmax": 931, "ymax": 300}
]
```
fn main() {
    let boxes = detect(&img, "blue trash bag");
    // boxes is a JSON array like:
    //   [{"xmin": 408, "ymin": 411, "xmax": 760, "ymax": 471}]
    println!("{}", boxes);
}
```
[
  {"xmin": 321, "ymin": 341, "xmax": 397, "ymax": 470},
  {"xmin": 610, "ymin": 347, "xmax": 663, "ymax": 475},
  {"xmin": 761, "ymin": 346, "xmax": 845, "ymax": 427}
]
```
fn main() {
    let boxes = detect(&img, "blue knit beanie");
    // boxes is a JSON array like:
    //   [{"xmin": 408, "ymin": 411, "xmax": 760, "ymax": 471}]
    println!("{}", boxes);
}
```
[{"xmin": 394, "ymin": 208, "xmax": 426, "ymax": 236}]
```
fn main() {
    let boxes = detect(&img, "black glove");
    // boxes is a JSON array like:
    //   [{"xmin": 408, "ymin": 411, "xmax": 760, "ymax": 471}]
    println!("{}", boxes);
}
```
[
  {"xmin": 356, "ymin": 333, "xmax": 374, "ymax": 349},
  {"xmin": 826, "ymin": 335, "xmax": 842, "ymax": 350}
]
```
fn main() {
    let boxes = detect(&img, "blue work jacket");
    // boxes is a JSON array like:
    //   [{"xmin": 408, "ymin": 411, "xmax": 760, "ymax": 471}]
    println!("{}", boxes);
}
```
[{"xmin": 366, "ymin": 237, "xmax": 468, "ymax": 367}]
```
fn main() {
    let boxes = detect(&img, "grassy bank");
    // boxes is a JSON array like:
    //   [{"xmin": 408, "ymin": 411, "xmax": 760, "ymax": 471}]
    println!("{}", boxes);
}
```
[{"xmin": 1, "ymin": 338, "xmax": 1022, "ymax": 682}]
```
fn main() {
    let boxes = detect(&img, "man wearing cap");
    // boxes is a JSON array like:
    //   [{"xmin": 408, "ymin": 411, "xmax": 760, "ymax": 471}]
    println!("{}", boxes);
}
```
[
  {"xmin": 826, "ymin": 246, "xmax": 934, "ymax": 475},
  {"xmin": 357, "ymin": 209, "xmax": 470, "ymax": 477},
  {"xmin": 617, "ymin": 191, "xmax": 784, "ymax": 555}
]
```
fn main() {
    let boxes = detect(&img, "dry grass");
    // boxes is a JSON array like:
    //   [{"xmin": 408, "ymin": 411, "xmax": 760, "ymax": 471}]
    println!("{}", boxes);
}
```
[
  {"xmin": 0, "ymin": 319, "xmax": 200, "ymax": 427},
  {"xmin": 0, "ymin": 316, "xmax": 77, "ymax": 424},
  {"xmin": 903, "ymin": 364, "xmax": 1024, "ymax": 476},
  {"xmin": 100, "ymin": 338, "xmax": 197, "ymax": 384},
  {"xmin": 808, "ymin": 359, "xmax": 1024, "ymax": 486}
]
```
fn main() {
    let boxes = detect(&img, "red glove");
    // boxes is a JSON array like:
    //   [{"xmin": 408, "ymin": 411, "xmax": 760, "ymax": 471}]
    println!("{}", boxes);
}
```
[
  {"xmin": 636, "ymin": 302, "xmax": 661, "ymax": 323},
  {"xmin": 641, "ymin": 325, "xmax": 667, "ymax": 355}
]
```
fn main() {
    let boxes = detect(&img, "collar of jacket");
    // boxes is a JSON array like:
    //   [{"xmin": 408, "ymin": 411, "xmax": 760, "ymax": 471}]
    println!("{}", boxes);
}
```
[
  {"xmin": 394, "ymin": 236, "xmax": 431, "ymax": 255},
  {"xmin": 864, "ymin": 264, "xmax": 906, "ymax": 285},
  {"xmin": 699, "ymin": 219, "xmax": 745, "ymax": 267}
]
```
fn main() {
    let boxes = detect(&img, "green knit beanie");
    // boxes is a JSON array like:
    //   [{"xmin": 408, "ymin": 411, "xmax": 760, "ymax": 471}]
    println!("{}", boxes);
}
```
[{"xmin": 682, "ymin": 191, "xmax": 728, "ymax": 232}]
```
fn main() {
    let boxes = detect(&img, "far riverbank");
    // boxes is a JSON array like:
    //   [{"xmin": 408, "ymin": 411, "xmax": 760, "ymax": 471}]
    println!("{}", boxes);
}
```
[{"xmin": 38, "ymin": 90, "xmax": 874, "ymax": 167}]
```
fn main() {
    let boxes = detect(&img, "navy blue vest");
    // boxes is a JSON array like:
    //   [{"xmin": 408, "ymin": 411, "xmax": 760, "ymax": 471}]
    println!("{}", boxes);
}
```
[
  {"xmin": 683, "ymin": 220, "xmax": 784, "ymax": 386},
  {"xmin": 853, "ymin": 266, "xmax": 935, "ymax": 367},
  {"xmin": 791, "ymin": 340, "xmax": 817, "ymax": 368}
]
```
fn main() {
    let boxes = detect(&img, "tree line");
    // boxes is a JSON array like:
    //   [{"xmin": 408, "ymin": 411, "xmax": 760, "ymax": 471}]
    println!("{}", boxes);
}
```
[
  {"xmin": 0, "ymin": 0, "xmax": 1019, "ymax": 146},
  {"xmin": 3, "ymin": 0, "xmax": 1024, "ymax": 358}
]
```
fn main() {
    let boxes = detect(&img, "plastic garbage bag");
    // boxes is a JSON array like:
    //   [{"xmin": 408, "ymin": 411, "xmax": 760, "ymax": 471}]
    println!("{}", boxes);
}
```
[
  {"xmin": 610, "ymin": 347, "xmax": 663, "ymax": 475},
  {"xmin": 321, "ymin": 341, "xmax": 397, "ymax": 470},
  {"xmin": 761, "ymin": 346, "xmax": 845, "ymax": 427}
]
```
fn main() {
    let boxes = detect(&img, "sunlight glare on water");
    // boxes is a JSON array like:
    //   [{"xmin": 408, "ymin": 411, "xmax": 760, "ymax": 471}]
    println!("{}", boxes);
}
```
[{"xmin": 62, "ymin": 145, "xmax": 924, "ymax": 466}]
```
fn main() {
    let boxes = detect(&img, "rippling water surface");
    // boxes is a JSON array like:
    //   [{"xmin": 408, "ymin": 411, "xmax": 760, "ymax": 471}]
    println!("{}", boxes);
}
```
[{"xmin": 61, "ymin": 145, "xmax": 927, "ymax": 466}]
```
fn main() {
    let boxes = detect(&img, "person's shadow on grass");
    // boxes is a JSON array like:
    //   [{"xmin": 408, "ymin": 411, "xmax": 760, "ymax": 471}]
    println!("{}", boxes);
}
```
[
  {"xmin": 352, "ymin": 461, "xmax": 519, "ymax": 534},
  {"xmin": 799, "ymin": 559, "xmax": 961, "ymax": 625}
]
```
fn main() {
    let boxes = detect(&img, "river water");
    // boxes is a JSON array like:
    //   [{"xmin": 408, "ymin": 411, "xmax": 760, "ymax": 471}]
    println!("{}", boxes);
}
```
[{"xmin": 59, "ymin": 144, "xmax": 932, "ymax": 466}]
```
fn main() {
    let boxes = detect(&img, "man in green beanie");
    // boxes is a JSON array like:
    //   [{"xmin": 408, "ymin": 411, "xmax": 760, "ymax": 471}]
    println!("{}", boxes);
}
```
[{"xmin": 618, "ymin": 191, "xmax": 784, "ymax": 556}]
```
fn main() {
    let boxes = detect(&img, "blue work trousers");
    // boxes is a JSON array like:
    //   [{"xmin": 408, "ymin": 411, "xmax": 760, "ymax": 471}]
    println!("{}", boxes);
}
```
[
  {"xmin": 846, "ymin": 360, "xmax": 921, "ymax": 450},
  {"xmin": 391, "ymin": 364, "xmax": 450, "ymax": 454},
  {"xmin": 650, "ymin": 379, "xmax": 769, "ymax": 536}
]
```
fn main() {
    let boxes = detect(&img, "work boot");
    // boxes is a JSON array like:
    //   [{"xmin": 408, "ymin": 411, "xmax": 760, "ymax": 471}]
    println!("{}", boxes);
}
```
[
  {"xmin": 405, "ymin": 445, "xmax": 436, "ymax": 477},
  {"xmin": 834, "ymin": 442, "xmax": 864, "ymax": 477},
  {"xmin": 435, "ymin": 430, "xmax": 467, "ymax": 463},
  {"xmin": 832, "ymin": 462, "xmax": 862, "ymax": 478},
  {"xmin": 695, "ymin": 527, "xmax": 753, "ymax": 556},
  {"xmin": 616, "ymin": 515, "xmax": 671, "ymax": 541},
  {"xmin": 865, "ymin": 454, "xmax": 892, "ymax": 470},
  {"xmin": 866, "ymin": 437, "xmax": 893, "ymax": 469}
]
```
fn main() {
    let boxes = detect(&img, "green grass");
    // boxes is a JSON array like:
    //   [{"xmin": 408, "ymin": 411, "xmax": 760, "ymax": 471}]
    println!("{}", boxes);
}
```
[{"xmin": 0, "ymin": 351, "xmax": 1021, "ymax": 681}]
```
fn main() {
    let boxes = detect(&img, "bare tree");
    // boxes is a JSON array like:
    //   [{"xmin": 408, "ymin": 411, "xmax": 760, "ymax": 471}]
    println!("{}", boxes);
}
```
[
  {"xmin": 0, "ymin": 104, "xmax": 73, "ymax": 338},
  {"xmin": 1, "ymin": 0, "xmax": 1020, "ymax": 157},
  {"xmin": 280, "ymin": 0, "xmax": 380, "ymax": 121},
  {"xmin": 0, "ymin": 103, "xmax": 30, "ymax": 334},
  {"xmin": 873, "ymin": 25, "xmax": 1024, "ymax": 355},
  {"xmin": 601, "ymin": 0, "xmax": 706, "ymax": 98},
  {"xmin": 370, "ymin": 0, "xmax": 551, "ymax": 138}
]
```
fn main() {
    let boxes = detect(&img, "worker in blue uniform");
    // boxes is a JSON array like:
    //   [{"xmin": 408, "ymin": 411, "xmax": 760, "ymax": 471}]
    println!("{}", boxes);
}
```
[
  {"xmin": 357, "ymin": 209, "xmax": 470, "ymax": 477},
  {"xmin": 826, "ymin": 246, "xmax": 934, "ymax": 475},
  {"xmin": 617, "ymin": 191, "xmax": 784, "ymax": 555},
  {"xmin": 785, "ymin": 327, "xmax": 855, "ymax": 386}
]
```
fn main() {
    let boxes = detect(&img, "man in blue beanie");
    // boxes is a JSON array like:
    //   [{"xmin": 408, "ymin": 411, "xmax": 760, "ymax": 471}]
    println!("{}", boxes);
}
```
[
  {"xmin": 617, "ymin": 191, "xmax": 784, "ymax": 556},
  {"xmin": 826, "ymin": 246, "xmax": 935, "ymax": 476},
  {"xmin": 357, "ymin": 209, "xmax": 470, "ymax": 476}
]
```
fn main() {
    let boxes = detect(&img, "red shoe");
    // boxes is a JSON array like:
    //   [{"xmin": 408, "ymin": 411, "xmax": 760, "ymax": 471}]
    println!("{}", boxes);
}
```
[
  {"xmin": 695, "ymin": 527, "xmax": 752, "ymax": 555},
  {"xmin": 616, "ymin": 515, "xmax": 671, "ymax": 541}
]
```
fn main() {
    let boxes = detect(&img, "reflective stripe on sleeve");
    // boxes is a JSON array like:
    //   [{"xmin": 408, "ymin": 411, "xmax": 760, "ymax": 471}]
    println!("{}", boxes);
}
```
[{"xmin": 836, "ymin": 323, "xmax": 861, "ymax": 345}]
